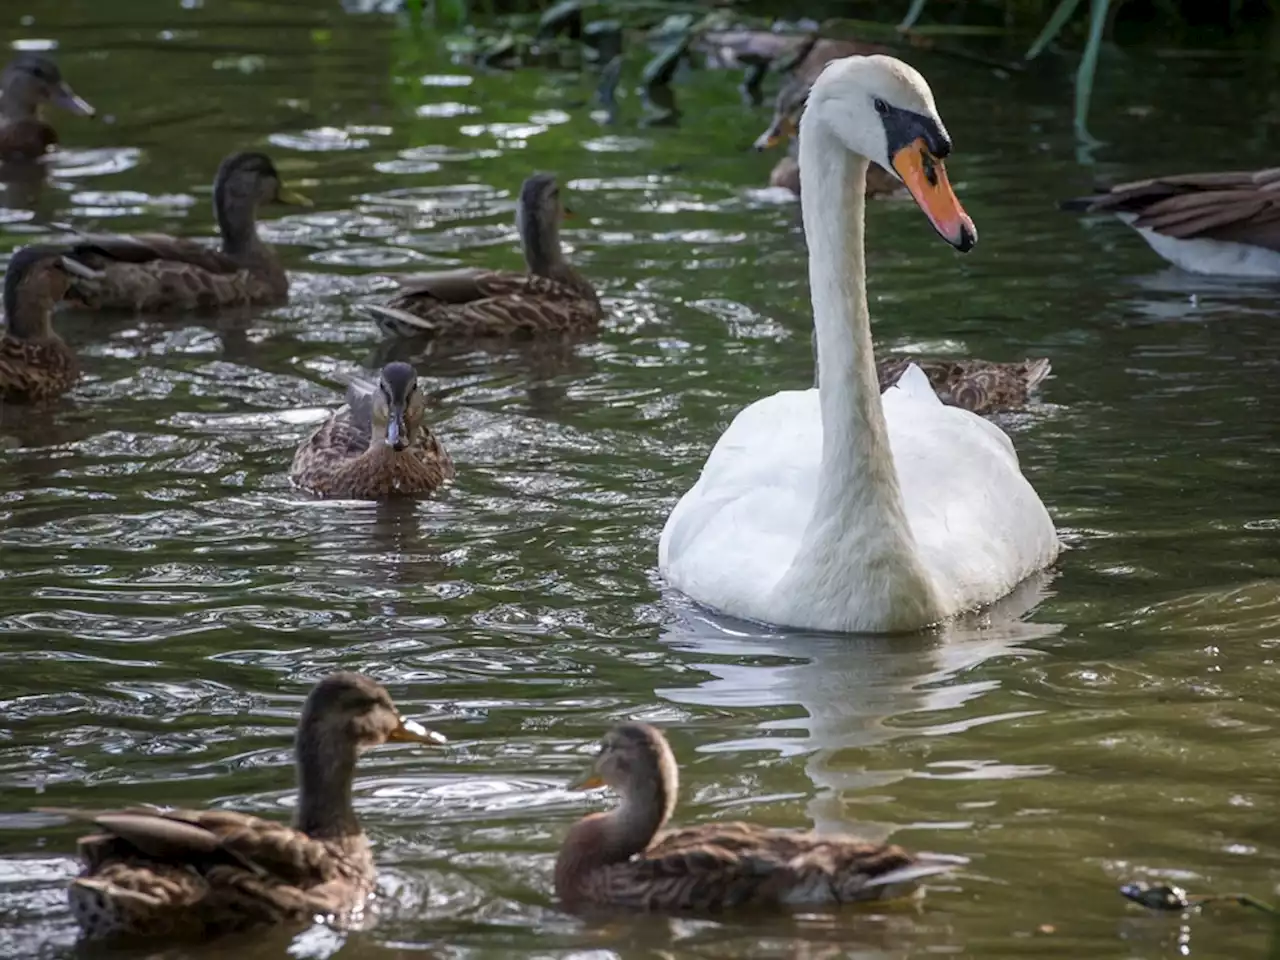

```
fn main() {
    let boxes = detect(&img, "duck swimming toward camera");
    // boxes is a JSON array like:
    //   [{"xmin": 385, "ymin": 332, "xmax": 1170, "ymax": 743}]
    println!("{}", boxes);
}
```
[
  {"xmin": 660, "ymin": 55, "xmax": 1059, "ymax": 634},
  {"xmin": 290, "ymin": 361, "xmax": 454, "ymax": 500},
  {"xmin": 556, "ymin": 722, "xmax": 955, "ymax": 912}
]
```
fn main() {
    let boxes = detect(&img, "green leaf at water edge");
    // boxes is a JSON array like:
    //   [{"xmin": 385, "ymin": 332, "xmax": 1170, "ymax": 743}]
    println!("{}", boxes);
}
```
[
  {"xmin": 899, "ymin": 0, "xmax": 929, "ymax": 31},
  {"xmin": 1073, "ymin": 0, "xmax": 1111, "ymax": 143}
]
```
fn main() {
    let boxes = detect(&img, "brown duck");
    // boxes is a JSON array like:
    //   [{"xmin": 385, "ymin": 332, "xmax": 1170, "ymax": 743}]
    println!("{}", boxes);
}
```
[
  {"xmin": 60, "ymin": 151, "xmax": 311, "ymax": 312},
  {"xmin": 556, "ymin": 722, "xmax": 956, "ymax": 913},
  {"xmin": 755, "ymin": 73, "xmax": 900, "ymax": 199},
  {"xmin": 879, "ymin": 356, "xmax": 1050, "ymax": 416},
  {"xmin": 361, "ymin": 172, "xmax": 602, "ymax": 339},
  {"xmin": 0, "ymin": 53, "xmax": 95, "ymax": 160},
  {"xmin": 0, "ymin": 245, "xmax": 78, "ymax": 403},
  {"xmin": 290, "ymin": 361, "xmax": 454, "ymax": 499},
  {"xmin": 1063, "ymin": 167, "xmax": 1280, "ymax": 278},
  {"xmin": 39, "ymin": 672, "xmax": 444, "ymax": 941}
]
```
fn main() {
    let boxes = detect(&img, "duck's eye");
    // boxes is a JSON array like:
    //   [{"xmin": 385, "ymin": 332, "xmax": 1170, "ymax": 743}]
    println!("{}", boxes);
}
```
[{"xmin": 873, "ymin": 97, "xmax": 890, "ymax": 117}]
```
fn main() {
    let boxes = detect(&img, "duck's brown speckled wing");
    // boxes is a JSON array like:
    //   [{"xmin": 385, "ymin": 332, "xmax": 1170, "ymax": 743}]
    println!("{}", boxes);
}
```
[
  {"xmin": 1063, "ymin": 168, "xmax": 1280, "ymax": 251},
  {"xmin": 64, "ymin": 234, "xmax": 283, "ymax": 311},
  {"xmin": 878, "ymin": 356, "xmax": 1051, "ymax": 415},
  {"xmin": 0, "ymin": 337, "xmax": 77, "ymax": 402},
  {"xmin": 41, "ymin": 806, "xmax": 370, "ymax": 939},
  {"xmin": 375, "ymin": 268, "xmax": 601, "ymax": 338},
  {"xmin": 586, "ymin": 822, "xmax": 931, "ymax": 912}
]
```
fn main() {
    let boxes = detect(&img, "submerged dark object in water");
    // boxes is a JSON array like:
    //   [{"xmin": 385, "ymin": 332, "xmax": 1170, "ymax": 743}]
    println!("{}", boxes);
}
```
[{"xmin": 1120, "ymin": 881, "xmax": 1279, "ymax": 916}]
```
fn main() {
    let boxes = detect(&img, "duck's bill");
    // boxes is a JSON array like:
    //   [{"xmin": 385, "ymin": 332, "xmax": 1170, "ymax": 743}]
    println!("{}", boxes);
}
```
[
  {"xmin": 390, "ymin": 717, "xmax": 447, "ymax": 744},
  {"xmin": 385, "ymin": 411, "xmax": 408, "ymax": 451},
  {"xmin": 277, "ymin": 186, "xmax": 314, "ymax": 207},
  {"xmin": 572, "ymin": 774, "xmax": 605, "ymax": 791},
  {"xmin": 54, "ymin": 83, "xmax": 95, "ymax": 118},
  {"xmin": 891, "ymin": 138, "xmax": 976, "ymax": 252},
  {"xmin": 752, "ymin": 114, "xmax": 796, "ymax": 152}
]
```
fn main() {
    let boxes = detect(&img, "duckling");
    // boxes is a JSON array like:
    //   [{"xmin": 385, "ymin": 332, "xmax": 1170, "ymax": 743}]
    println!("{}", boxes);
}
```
[
  {"xmin": 0, "ymin": 53, "xmax": 95, "ymax": 160},
  {"xmin": 755, "ymin": 74, "xmax": 899, "ymax": 199},
  {"xmin": 290, "ymin": 361, "xmax": 454, "ymax": 500},
  {"xmin": 556, "ymin": 722, "xmax": 956, "ymax": 913},
  {"xmin": 360, "ymin": 173, "xmax": 602, "ymax": 339},
  {"xmin": 39, "ymin": 672, "xmax": 444, "ymax": 941},
  {"xmin": 60, "ymin": 151, "xmax": 311, "ymax": 312},
  {"xmin": 0, "ymin": 245, "xmax": 78, "ymax": 403}
]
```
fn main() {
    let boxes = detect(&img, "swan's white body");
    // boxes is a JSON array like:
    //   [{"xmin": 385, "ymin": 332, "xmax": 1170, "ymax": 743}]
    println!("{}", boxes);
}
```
[{"xmin": 659, "ymin": 55, "xmax": 1059, "ymax": 634}]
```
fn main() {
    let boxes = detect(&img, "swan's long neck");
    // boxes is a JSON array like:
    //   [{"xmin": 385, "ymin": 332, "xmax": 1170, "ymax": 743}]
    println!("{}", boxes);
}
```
[{"xmin": 783, "ymin": 115, "xmax": 940, "ymax": 630}]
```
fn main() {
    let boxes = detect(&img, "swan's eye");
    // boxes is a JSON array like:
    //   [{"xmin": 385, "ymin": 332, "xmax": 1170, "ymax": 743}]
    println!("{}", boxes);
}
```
[{"xmin": 873, "ymin": 97, "xmax": 889, "ymax": 117}]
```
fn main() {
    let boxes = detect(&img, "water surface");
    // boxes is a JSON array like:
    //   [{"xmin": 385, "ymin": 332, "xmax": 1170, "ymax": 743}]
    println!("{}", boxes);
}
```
[{"xmin": 1, "ymin": 2, "xmax": 1279, "ymax": 958}]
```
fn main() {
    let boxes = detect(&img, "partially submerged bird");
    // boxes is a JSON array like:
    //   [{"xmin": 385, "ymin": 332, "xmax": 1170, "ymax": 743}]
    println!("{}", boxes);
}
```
[
  {"xmin": 0, "ymin": 53, "xmax": 95, "ymax": 160},
  {"xmin": 60, "ymin": 151, "xmax": 311, "ymax": 312},
  {"xmin": 361, "ymin": 173, "xmax": 602, "ymax": 339},
  {"xmin": 0, "ymin": 245, "xmax": 78, "ymax": 403},
  {"xmin": 755, "ymin": 74, "xmax": 899, "ymax": 199},
  {"xmin": 556, "ymin": 722, "xmax": 955, "ymax": 912},
  {"xmin": 290, "ymin": 361, "xmax": 454, "ymax": 500},
  {"xmin": 1063, "ymin": 167, "xmax": 1280, "ymax": 278},
  {"xmin": 40, "ymin": 672, "xmax": 445, "ymax": 941},
  {"xmin": 879, "ymin": 355, "xmax": 1050, "ymax": 416}
]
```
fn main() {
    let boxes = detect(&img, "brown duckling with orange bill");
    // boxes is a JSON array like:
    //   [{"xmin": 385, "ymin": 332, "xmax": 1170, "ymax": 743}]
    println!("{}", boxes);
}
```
[
  {"xmin": 0, "ymin": 54, "xmax": 95, "ymax": 161},
  {"xmin": 0, "ymin": 245, "xmax": 78, "ymax": 403},
  {"xmin": 39, "ymin": 672, "xmax": 445, "ymax": 941},
  {"xmin": 361, "ymin": 173, "xmax": 602, "ymax": 340},
  {"xmin": 556, "ymin": 722, "xmax": 956, "ymax": 913},
  {"xmin": 60, "ymin": 151, "xmax": 311, "ymax": 312},
  {"xmin": 290, "ymin": 361, "xmax": 454, "ymax": 500}
]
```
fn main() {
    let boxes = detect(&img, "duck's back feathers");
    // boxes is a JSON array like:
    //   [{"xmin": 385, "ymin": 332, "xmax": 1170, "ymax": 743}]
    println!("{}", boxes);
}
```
[
  {"xmin": 63, "ymin": 234, "xmax": 286, "ymax": 312},
  {"xmin": 369, "ymin": 268, "xmax": 601, "ymax": 339},
  {"xmin": 879, "ymin": 356, "xmax": 1050, "ymax": 415},
  {"xmin": 39, "ymin": 805, "xmax": 370, "ymax": 939},
  {"xmin": 1063, "ymin": 168, "xmax": 1280, "ymax": 250},
  {"xmin": 580, "ymin": 822, "xmax": 948, "ymax": 911}
]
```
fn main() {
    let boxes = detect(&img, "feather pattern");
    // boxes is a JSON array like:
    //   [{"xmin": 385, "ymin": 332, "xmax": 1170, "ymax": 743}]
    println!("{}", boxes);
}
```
[
  {"xmin": 879, "ymin": 356, "xmax": 1050, "ymax": 415},
  {"xmin": 368, "ymin": 173, "xmax": 601, "ymax": 340},
  {"xmin": 0, "ymin": 245, "xmax": 78, "ymax": 403},
  {"xmin": 62, "ymin": 151, "xmax": 309, "ymax": 312},
  {"xmin": 40, "ymin": 673, "xmax": 443, "ymax": 941},
  {"xmin": 556, "ymin": 723, "xmax": 955, "ymax": 913},
  {"xmin": 290, "ymin": 362, "xmax": 454, "ymax": 499},
  {"xmin": 1063, "ymin": 168, "xmax": 1280, "ymax": 276}
]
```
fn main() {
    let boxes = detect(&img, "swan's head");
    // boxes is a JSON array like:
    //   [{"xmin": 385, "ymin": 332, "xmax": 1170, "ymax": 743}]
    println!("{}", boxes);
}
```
[{"xmin": 804, "ymin": 54, "xmax": 976, "ymax": 252}]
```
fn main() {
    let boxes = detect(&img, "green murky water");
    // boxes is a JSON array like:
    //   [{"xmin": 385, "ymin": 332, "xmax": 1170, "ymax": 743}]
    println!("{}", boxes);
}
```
[{"xmin": 2, "ymin": 1, "xmax": 1280, "ymax": 957}]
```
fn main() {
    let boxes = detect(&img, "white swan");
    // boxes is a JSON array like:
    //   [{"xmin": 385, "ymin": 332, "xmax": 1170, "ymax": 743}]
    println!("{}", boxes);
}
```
[{"xmin": 659, "ymin": 55, "xmax": 1059, "ymax": 634}]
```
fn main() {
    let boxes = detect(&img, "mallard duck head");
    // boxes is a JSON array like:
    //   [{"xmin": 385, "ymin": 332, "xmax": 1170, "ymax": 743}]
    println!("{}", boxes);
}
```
[
  {"xmin": 371, "ymin": 361, "xmax": 426, "ymax": 452},
  {"xmin": 577, "ymin": 722, "xmax": 679, "ymax": 829},
  {"xmin": 515, "ymin": 172, "xmax": 569, "ymax": 275},
  {"xmin": 297, "ymin": 671, "xmax": 445, "ymax": 755},
  {"xmin": 0, "ymin": 54, "xmax": 94, "ymax": 121},
  {"xmin": 753, "ymin": 74, "xmax": 809, "ymax": 151},
  {"xmin": 212, "ymin": 151, "xmax": 311, "ymax": 246},
  {"xmin": 4, "ymin": 245, "xmax": 73, "ymax": 337}
]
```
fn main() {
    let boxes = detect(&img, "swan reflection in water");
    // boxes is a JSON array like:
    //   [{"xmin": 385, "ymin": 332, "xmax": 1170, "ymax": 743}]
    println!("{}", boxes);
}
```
[{"xmin": 657, "ymin": 572, "xmax": 1062, "ymax": 837}]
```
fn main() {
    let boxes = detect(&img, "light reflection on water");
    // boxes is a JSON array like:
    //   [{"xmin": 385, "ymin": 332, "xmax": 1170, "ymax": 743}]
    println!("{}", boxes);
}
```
[{"xmin": 0, "ymin": 0, "xmax": 1278, "ymax": 958}]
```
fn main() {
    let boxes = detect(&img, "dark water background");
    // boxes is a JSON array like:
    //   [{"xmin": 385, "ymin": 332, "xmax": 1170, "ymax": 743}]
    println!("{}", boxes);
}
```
[{"xmin": 1, "ymin": 1, "xmax": 1280, "ymax": 957}]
